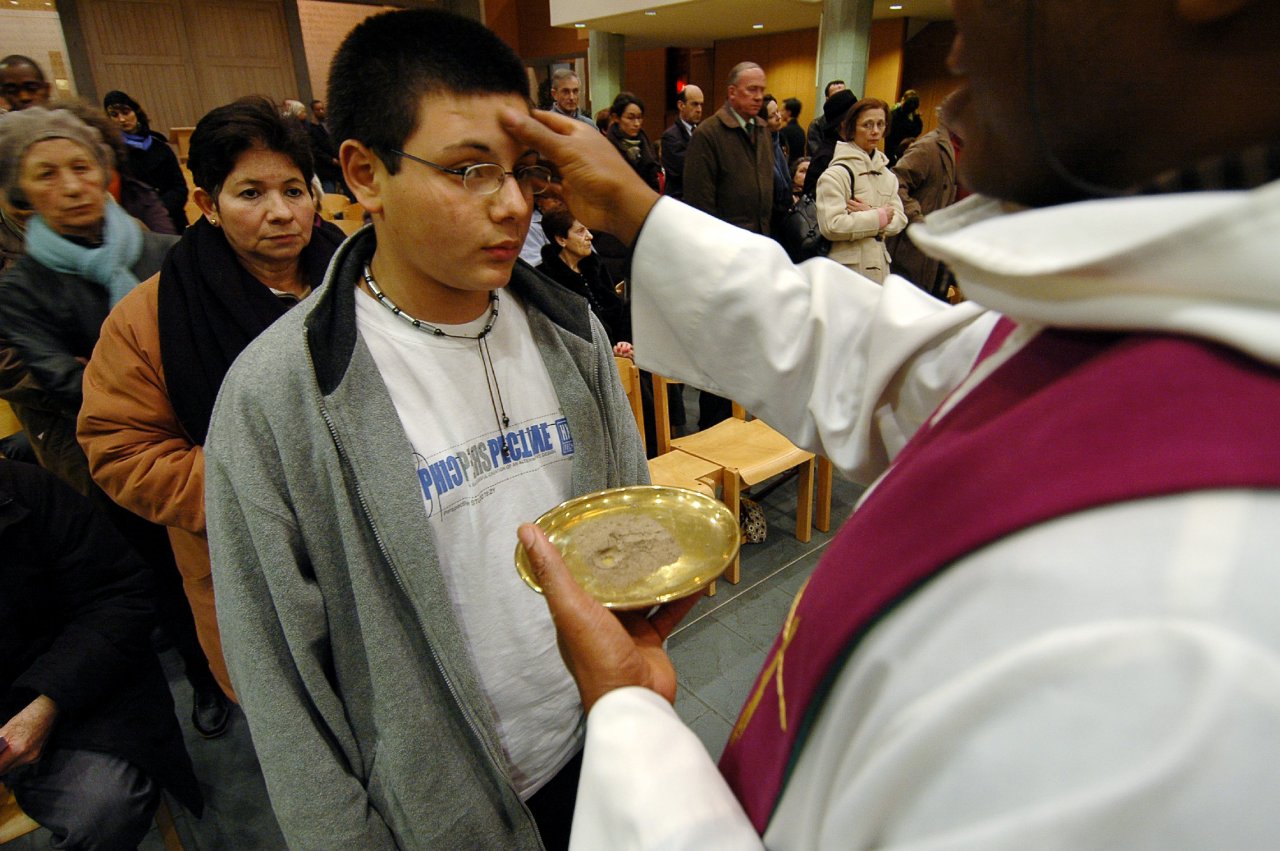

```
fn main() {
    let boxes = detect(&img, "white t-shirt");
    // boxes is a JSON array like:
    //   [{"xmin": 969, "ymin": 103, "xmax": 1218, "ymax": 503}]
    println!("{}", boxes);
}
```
[{"xmin": 355, "ymin": 284, "xmax": 582, "ymax": 799}]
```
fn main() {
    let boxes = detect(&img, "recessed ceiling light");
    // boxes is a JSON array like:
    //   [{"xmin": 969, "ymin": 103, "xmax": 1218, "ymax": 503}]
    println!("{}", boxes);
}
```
[
  {"xmin": 644, "ymin": 9, "xmax": 657, "ymax": 15},
  {"xmin": 890, "ymin": 3, "xmax": 903, "ymax": 8},
  {"xmin": 752, "ymin": 23, "xmax": 764, "ymax": 29},
  {"xmin": 573, "ymin": 22, "xmax": 586, "ymax": 28}
]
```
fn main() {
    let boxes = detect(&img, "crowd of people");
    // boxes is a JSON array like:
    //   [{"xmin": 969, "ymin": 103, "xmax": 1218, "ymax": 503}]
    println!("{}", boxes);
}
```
[{"xmin": 2, "ymin": 0, "xmax": 1278, "ymax": 846}]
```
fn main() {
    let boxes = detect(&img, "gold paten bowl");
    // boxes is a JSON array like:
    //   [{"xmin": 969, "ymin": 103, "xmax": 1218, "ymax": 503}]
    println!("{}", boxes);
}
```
[{"xmin": 515, "ymin": 485, "xmax": 740, "ymax": 610}]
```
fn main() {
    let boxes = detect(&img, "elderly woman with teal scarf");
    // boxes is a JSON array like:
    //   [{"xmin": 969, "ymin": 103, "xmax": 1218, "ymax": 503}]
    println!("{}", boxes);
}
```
[{"xmin": 0, "ymin": 106, "xmax": 231, "ymax": 738}]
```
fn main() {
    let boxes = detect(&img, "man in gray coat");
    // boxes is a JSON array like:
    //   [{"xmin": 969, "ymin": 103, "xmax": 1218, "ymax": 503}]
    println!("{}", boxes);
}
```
[
  {"xmin": 204, "ymin": 10, "xmax": 647, "ymax": 851},
  {"xmin": 682, "ymin": 61, "xmax": 773, "ymax": 426}
]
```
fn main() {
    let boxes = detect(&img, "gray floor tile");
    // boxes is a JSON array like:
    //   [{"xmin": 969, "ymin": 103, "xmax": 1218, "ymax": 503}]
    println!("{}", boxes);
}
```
[
  {"xmin": 711, "ymin": 582, "xmax": 795, "ymax": 651},
  {"xmin": 688, "ymin": 643, "xmax": 770, "ymax": 722},
  {"xmin": 687, "ymin": 712, "xmax": 734, "ymax": 761},
  {"xmin": 668, "ymin": 617, "xmax": 758, "ymax": 693},
  {"xmin": 673, "ymin": 686, "xmax": 713, "ymax": 727}
]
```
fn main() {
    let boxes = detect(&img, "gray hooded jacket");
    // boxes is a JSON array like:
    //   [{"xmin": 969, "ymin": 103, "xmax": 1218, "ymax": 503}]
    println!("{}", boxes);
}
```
[{"xmin": 206, "ymin": 226, "xmax": 648, "ymax": 849}]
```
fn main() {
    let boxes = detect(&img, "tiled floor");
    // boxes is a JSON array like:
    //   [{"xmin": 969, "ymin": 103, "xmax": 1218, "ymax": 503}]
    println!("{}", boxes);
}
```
[{"xmin": 9, "ymin": 429, "xmax": 863, "ymax": 849}]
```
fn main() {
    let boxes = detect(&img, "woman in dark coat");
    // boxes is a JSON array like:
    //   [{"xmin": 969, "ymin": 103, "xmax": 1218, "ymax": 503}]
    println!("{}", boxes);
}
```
[
  {"xmin": 536, "ymin": 208, "xmax": 631, "ymax": 348},
  {"xmin": 606, "ymin": 92, "xmax": 662, "ymax": 193},
  {"xmin": 0, "ymin": 459, "xmax": 203, "ymax": 848},
  {"xmin": 104, "ymin": 90, "xmax": 189, "ymax": 233}
]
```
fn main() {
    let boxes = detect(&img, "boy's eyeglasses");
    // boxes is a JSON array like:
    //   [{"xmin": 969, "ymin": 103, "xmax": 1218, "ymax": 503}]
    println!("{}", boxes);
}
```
[{"xmin": 391, "ymin": 149, "xmax": 552, "ymax": 196}]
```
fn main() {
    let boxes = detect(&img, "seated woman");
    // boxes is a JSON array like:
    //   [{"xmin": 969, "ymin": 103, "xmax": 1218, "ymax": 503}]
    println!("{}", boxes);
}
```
[
  {"xmin": 0, "ymin": 105, "xmax": 230, "ymax": 737},
  {"xmin": 790, "ymin": 157, "xmax": 811, "ymax": 206},
  {"xmin": 816, "ymin": 97, "xmax": 907, "ymax": 284},
  {"xmin": 78, "ymin": 96, "xmax": 344, "ymax": 701},
  {"xmin": 605, "ymin": 92, "xmax": 662, "ymax": 193},
  {"xmin": 0, "ymin": 460, "xmax": 203, "ymax": 850},
  {"xmin": 536, "ymin": 208, "xmax": 630, "ymax": 351},
  {"xmin": 104, "ymin": 90, "xmax": 189, "ymax": 233}
]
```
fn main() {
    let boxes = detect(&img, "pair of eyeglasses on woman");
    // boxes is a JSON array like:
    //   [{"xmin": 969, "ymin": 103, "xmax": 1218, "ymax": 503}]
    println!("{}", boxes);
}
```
[{"xmin": 391, "ymin": 149, "xmax": 552, "ymax": 196}]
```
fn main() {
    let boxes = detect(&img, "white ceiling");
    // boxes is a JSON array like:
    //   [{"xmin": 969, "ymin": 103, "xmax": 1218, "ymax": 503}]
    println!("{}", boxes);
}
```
[{"xmin": 548, "ymin": 0, "xmax": 953, "ymax": 48}]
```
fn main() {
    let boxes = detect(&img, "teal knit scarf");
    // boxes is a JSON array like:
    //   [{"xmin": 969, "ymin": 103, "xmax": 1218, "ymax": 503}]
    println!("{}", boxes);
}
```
[{"xmin": 25, "ymin": 198, "xmax": 144, "ymax": 307}]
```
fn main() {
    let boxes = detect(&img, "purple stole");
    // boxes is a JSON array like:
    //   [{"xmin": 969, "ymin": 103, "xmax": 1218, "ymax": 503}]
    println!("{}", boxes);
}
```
[{"xmin": 719, "ymin": 321, "xmax": 1280, "ymax": 833}]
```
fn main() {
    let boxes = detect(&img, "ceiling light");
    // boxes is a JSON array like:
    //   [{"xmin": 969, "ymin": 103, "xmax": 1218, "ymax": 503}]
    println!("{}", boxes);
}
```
[
  {"xmin": 889, "ymin": 3, "xmax": 903, "ymax": 8},
  {"xmin": 573, "ymin": 22, "xmax": 586, "ymax": 28},
  {"xmin": 645, "ymin": 9, "xmax": 657, "ymax": 15},
  {"xmin": 752, "ymin": 23, "xmax": 764, "ymax": 29}
]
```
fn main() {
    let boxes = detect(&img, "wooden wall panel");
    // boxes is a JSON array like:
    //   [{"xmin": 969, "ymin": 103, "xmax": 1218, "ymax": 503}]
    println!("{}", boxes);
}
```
[
  {"xmin": 516, "ymin": 0, "xmax": 581, "ymax": 61},
  {"xmin": 79, "ymin": 0, "xmax": 196, "ymax": 133},
  {"xmin": 865, "ymin": 18, "xmax": 905, "ymax": 104},
  {"xmin": 297, "ymin": 0, "xmax": 385, "ymax": 102},
  {"xmin": 188, "ymin": 0, "xmax": 296, "ymax": 107},
  {"xmin": 75, "ymin": 0, "xmax": 300, "ymax": 134},
  {"xmin": 900, "ymin": 20, "xmax": 958, "ymax": 138},
  {"xmin": 622, "ymin": 47, "xmax": 666, "ymax": 141}
]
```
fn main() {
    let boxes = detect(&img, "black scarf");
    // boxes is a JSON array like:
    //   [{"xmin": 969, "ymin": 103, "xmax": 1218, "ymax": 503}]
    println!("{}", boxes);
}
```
[{"xmin": 157, "ymin": 216, "xmax": 344, "ymax": 445}]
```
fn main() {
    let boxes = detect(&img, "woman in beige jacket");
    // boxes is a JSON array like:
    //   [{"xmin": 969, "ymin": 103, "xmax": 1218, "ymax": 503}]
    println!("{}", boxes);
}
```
[{"xmin": 816, "ymin": 97, "xmax": 907, "ymax": 284}]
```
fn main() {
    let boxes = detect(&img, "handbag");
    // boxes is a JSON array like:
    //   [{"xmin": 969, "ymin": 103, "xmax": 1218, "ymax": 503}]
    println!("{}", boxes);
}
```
[{"xmin": 779, "ymin": 163, "xmax": 855, "ymax": 263}]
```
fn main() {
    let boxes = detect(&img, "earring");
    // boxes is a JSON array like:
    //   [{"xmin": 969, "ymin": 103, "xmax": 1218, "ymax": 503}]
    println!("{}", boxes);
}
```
[{"xmin": 209, "ymin": 217, "xmax": 218, "ymax": 227}]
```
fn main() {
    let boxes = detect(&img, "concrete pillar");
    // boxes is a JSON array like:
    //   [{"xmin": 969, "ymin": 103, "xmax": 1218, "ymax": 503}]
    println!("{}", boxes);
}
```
[
  {"xmin": 587, "ymin": 30, "xmax": 625, "ymax": 121},
  {"xmin": 815, "ymin": 0, "xmax": 874, "ymax": 110}
]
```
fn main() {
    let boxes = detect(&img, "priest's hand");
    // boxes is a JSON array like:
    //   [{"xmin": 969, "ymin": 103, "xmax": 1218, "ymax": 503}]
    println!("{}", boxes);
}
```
[
  {"xmin": 518, "ymin": 522, "xmax": 700, "ymax": 713},
  {"xmin": 501, "ymin": 108, "xmax": 660, "ymax": 245}
]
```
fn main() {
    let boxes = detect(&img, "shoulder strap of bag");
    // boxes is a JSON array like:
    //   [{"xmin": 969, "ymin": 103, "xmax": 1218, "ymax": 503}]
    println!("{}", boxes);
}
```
[{"xmin": 834, "ymin": 162, "xmax": 855, "ymax": 199}]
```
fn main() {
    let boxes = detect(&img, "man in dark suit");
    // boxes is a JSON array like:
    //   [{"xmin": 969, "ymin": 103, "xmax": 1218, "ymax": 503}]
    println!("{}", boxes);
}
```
[
  {"xmin": 779, "ymin": 97, "xmax": 806, "ymax": 166},
  {"xmin": 660, "ymin": 84, "xmax": 703, "ymax": 200}
]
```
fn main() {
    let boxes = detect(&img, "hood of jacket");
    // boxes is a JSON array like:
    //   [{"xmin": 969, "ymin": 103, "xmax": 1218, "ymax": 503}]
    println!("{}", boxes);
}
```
[
  {"xmin": 909, "ymin": 178, "xmax": 1280, "ymax": 366},
  {"xmin": 830, "ymin": 140, "xmax": 891, "ymax": 174}
]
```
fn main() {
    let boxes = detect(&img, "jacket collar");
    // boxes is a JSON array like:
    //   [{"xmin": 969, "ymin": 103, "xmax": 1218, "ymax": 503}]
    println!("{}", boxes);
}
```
[{"xmin": 305, "ymin": 225, "xmax": 595, "ymax": 395}]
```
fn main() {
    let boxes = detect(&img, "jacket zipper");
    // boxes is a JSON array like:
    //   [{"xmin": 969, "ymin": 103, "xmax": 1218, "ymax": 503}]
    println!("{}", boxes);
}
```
[{"xmin": 314, "ymin": 386, "xmax": 545, "ymax": 848}]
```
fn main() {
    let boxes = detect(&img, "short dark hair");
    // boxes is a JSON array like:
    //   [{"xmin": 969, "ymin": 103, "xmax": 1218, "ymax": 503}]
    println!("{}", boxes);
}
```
[
  {"xmin": 824, "ymin": 80, "xmax": 845, "ymax": 98},
  {"xmin": 103, "ymin": 90, "xmax": 151, "ymax": 134},
  {"xmin": 840, "ymin": 97, "xmax": 891, "ymax": 141},
  {"xmin": 327, "ymin": 8, "xmax": 529, "ymax": 175},
  {"xmin": 540, "ymin": 207, "xmax": 576, "ymax": 243},
  {"xmin": 187, "ymin": 95, "xmax": 315, "ymax": 197},
  {"xmin": 783, "ymin": 97, "xmax": 802, "ymax": 121},
  {"xmin": 0, "ymin": 55, "xmax": 44, "ymax": 80},
  {"xmin": 609, "ymin": 92, "xmax": 644, "ymax": 118},
  {"xmin": 676, "ymin": 87, "xmax": 693, "ymax": 105},
  {"xmin": 310, "ymin": 99, "xmax": 322, "ymax": 110}
]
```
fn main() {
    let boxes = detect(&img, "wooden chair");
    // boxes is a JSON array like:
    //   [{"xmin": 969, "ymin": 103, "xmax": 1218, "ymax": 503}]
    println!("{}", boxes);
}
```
[
  {"xmin": 0, "ymin": 785, "xmax": 39, "ymax": 844},
  {"xmin": 340, "ymin": 202, "xmax": 366, "ymax": 222},
  {"xmin": 1, "ymin": 783, "xmax": 186, "ymax": 849},
  {"xmin": 318, "ymin": 193, "xmax": 349, "ymax": 220},
  {"xmin": 652, "ymin": 374, "xmax": 834, "ymax": 583},
  {"xmin": 168, "ymin": 126, "xmax": 195, "ymax": 164},
  {"xmin": 333, "ymin": 217, "xmax": 366, "ymax": 237}
]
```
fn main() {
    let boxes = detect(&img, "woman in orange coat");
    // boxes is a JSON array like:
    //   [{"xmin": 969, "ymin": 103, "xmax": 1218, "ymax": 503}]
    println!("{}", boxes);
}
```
[{"xmin": 78, "ymin": 97, "xmax": 343, "ymax": 698}]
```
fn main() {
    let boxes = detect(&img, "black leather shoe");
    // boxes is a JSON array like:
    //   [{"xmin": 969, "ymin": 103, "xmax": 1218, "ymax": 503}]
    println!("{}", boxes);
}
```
[{"xmin": 192, "ymin": 686, "xmax": 230, "ymax": 738}]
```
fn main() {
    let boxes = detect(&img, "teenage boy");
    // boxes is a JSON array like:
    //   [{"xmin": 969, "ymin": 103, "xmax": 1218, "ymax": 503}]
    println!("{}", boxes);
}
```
[{"xmin": 204, "ymin": 9, "xmax": 647, "ymax": 850}]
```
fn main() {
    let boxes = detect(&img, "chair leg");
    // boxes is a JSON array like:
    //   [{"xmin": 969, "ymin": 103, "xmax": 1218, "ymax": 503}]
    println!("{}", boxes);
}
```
[
  {"xmin": 794, "ymin": 458, "xmax": 814, "ymax": 544},
  {"xmin": 815, "ymin": 456, "xmax": 834, "ymax": 533},
  {"xmin": 722, "ymin": 472, "xmax": 742, "ymax": 584},
  {"xmin": 155, "ymin": 795, "xmax": 185, "ymax": 851}
]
